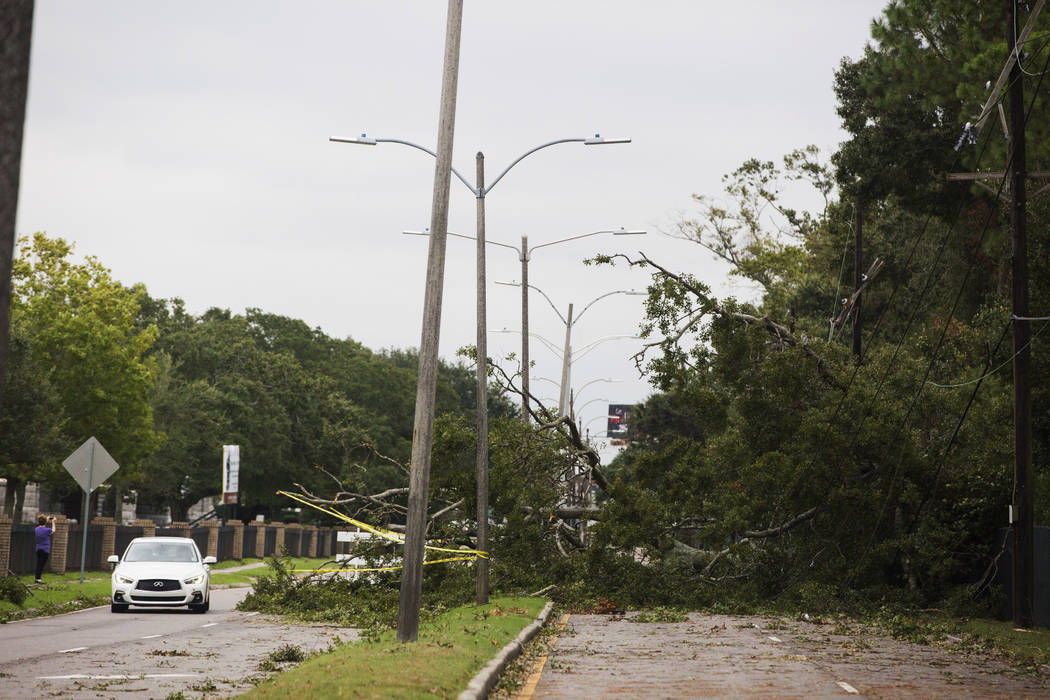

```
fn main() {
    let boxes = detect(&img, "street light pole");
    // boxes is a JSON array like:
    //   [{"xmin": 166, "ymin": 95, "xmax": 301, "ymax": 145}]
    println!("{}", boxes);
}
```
[
  {"xmin": 474, "ymin": 152, "xmax": 489, "ymax": 605},
  {"xmin": 520, "ymin": 235, "xmax": 530, "ymax": 420}
]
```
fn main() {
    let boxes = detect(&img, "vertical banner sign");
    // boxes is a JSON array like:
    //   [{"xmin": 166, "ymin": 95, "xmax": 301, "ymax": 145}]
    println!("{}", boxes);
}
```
[
  {"xmin": 222, "ymin": 445, "xmax": 240, "ymax": 504},
  {"xmin": 607, "ymin": 404, "xmax": 634, "ymax": 446}
]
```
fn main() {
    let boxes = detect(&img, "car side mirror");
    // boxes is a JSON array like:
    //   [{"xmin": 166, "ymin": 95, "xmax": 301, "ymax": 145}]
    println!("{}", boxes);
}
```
[
  {"xmin": 107, "ymin": 555, "xmax": 119, "ymax": 564},
  {"xmin": 203, "ymin": 556, "xmax": 217, "ymax": 565}
]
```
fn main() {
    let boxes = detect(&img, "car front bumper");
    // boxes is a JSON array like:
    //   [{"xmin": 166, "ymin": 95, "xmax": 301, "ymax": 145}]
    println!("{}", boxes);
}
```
[{"xmin": 113, "ymin": 581, "xmax": 207, "ymax": 606}]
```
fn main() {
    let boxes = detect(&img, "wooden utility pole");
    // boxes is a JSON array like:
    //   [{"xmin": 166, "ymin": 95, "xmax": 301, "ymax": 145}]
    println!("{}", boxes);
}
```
[
  {"xmin": 853, "ymin": 206, "xmax": 863, "ymax": 358},
  {"xmin": 397, "ymin": 0, "xmax": 464, "ymax": 643},
  {"xmin": 1007, "ymin": 0, "xmax": 1033, "ymax": 629},
  {"xmin": 0, "ymin": 0, "xmax": 34, "ymax": 390}
]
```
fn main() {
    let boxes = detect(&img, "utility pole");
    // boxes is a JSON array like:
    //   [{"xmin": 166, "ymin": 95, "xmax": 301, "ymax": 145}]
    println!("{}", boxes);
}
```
[
  {"xmin": 474, "ymin": 151, "xmax": 489, "ymax": 605},
  {"xmin": 397, "ymin": 0, "xmax": 463, "ymax": 643},
  {"xmin": 520, "ymin": 235, "xmax": 530, "ymax": 420},
  {"xmin": 0, "ymin": 0, "xmax": 34, "ymax": 390},
  {"xmin": 1008, "ymin": 0, "xmax": 1033, "ymax": 629},
  {"xmin": 853, "ymin": 206, "xmax": 863, "ymax": 358}
]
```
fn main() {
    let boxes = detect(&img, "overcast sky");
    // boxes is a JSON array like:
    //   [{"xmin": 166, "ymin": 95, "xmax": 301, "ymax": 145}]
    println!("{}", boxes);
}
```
[{"xmin": 17, "ymin": 1, "xmax": 888, "ymax": 460}]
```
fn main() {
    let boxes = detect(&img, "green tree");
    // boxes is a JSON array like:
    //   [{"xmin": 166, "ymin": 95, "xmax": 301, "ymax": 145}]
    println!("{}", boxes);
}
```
[
  {"xmin": 832, "ymin": 0, "xmax": 1050, "ymax": 210},
  {"xmin": 0, "ymin": 321, "xmax": 67, "ymax": 521},
  {"xmin": 11, "ymin": 233, "xmax": 160, "ymax": 519}
]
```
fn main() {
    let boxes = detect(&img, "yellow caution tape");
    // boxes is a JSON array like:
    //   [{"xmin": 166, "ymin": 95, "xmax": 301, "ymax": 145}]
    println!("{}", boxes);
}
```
[{"xmin": 276, "ymin": 490, "xmax": 488, "ymax": 559}]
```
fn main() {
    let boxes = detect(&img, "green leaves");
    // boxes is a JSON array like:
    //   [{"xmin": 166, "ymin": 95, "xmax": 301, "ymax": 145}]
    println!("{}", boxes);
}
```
[{"xmin": 9, "ymin": 233, "xmax": 160, "ymax": 504}]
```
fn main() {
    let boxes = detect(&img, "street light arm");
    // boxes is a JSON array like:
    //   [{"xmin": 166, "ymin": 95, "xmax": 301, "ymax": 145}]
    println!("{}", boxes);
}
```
[
  {"xmin": 572, "ymin": 335, "xmax": 639, "ymax": 362},
  {"xmin": 530, "ymin": 333, "xmax": 563, "ymax": 358},
  {"xmin": 484, "ymin": 138, "xmax": 587, "ymax": 194},
  {"xmin": 493, "ymin": 329, "xmax": 563, "ymax": 357},
  {"xmin": 496, "ymin": 281, "xmax": 566, "ymax": 325},
  {"xmin": 577, "ymin": 397, "xmax": 610, "ymax": 414},
  {"xmin": 576, "ymin": 377, "xmax": 619, "ymax": 397},
  {"xmin": 330, "ymin": 135, "xmax": 478, "ymax": 195},
  {"xmin": 529, "ymin": 228, "xmax": 646, "ymax": 256},
  {"xmin": 574, "ymin": 290, "xmax": 646, "ymax": 327},
  {"xmin": 404, "ymin": 230, "xmax": 522, "ymax": 256}
]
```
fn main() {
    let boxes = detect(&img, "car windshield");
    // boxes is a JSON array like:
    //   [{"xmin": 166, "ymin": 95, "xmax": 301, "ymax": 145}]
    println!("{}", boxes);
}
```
[{"xmin": 123, "ymin": 541, "xmax": 199, "ymax": 563}]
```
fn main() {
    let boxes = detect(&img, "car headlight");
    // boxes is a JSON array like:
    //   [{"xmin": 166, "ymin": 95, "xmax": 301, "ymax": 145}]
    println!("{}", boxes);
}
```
[
  {"xmin": 116, "ymin": 574, "xmax": 134, "ymax": 584},
  {"xmin": 183, "ymin": 574, "xmax": 205, "ymax": 585}
]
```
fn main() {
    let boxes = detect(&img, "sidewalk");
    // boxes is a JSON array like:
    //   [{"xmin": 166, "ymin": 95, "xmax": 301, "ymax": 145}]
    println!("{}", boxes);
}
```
[{"xmin": 520, "ymin": 612, "xmax": 1050, "ymax": 698}]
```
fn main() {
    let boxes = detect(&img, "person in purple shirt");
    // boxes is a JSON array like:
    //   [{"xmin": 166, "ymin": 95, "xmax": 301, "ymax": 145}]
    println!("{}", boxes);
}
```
[{"xmin": 34, "ymin": 514, "xmax": 55, "ymax": 583}]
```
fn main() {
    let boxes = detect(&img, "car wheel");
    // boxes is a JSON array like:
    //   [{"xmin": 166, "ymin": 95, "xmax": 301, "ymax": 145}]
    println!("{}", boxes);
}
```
[
  {"xmin": 111, "ymin": 603, "xmax": 129, "ymax": 613},
  {"xmin": 189, "ymin": 600, "xmax": 209, "ymax": 614}
]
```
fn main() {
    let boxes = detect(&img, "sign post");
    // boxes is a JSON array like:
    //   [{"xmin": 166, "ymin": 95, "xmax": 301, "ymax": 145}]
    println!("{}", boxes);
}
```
[{"xmin": 62, "ymin": 437, "xmax": 120, "ymax": 583}]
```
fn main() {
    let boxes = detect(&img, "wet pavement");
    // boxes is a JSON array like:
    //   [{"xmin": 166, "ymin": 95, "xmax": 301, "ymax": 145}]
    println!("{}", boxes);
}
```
[{"xmin": 525, "ymin": 613, "xmax": 1050, "ymax": 699}]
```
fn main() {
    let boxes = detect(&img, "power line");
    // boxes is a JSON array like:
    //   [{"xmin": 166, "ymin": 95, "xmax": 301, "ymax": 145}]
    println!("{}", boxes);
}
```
[
  {"xmin": 929, "ymin": 320, "xmax": 1050, "ymax": 388},
  {"xmin": 850, "ymin": 30, "xmax": 1050, "ymax": 582}
]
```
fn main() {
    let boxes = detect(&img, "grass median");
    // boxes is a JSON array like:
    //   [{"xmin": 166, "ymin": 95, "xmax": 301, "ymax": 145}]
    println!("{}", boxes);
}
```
[{"xmin": 243, "ymin": 596, "xmax": 547, "ymax": 699}]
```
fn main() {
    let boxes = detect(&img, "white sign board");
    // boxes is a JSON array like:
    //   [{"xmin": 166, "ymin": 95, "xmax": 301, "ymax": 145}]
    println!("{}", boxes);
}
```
[
  {"xmin": 337, "ymin": 530, "xmax": 370, "ymax": 542},
  {"xmin": 62, "ymin": 437, "xmax": 120, "ymax": 493},
  {"xmin": 222, "ymin": 445, "xmax": 240, "ymax": 504}
]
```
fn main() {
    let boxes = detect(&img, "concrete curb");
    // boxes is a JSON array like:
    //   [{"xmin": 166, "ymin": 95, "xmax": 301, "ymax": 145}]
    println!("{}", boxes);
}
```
[{"xmin": 458, "ymin": 600, "xmax": 556, "ymax": 700}]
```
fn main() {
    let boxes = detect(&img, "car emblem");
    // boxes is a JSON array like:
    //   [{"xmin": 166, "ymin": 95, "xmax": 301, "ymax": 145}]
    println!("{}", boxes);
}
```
[{"xmin": 153, "ymin": 581, "xmax": 164, "ymax": 588}]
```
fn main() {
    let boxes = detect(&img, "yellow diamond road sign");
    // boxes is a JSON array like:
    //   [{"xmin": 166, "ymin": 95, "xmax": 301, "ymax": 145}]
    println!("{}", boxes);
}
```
[{"xmin": 62, "ymin": 437, "xmax": 120, "ymax": 493}]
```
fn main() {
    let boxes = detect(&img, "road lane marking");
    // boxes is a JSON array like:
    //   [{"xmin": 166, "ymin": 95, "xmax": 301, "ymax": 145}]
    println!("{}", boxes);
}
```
[
  {"xmin": 768, "ymin": 636, "xmax": 782, "ymax": 642},
  {"xmin": 141, "ymin": 634, "xmax": 161, "ymax": 639},
  {"xmin": 245, "ymin": 611, "xmax": 259, "ymax": 616},
  {"xmin": 837, "ymin": 681, "xmax": 860, "ymax": 694},
  {"xmin": 201, "ymin": 622, "xmax": 219, "ymax": 628},
  {"xmin": 58, "ymin": 647, "xmax": 88, "ymax": 653},
  {"xmin": 38, "ymin": 674, "xmax": 197, "ymax": 680}
]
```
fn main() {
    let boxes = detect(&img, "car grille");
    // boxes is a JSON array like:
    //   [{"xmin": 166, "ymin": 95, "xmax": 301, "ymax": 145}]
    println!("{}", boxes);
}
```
[{"xmin": 135, "ymin": 579, "xmax": 181, "ymax": 592}]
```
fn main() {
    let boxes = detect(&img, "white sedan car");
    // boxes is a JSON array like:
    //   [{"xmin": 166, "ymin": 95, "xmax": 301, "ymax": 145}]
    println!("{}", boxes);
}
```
[{"xmin": 108, "ymin": 537, "xmax": 216, "ymax": 613}]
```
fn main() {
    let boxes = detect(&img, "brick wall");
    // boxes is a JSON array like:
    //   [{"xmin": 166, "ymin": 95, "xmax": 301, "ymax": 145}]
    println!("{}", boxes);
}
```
[
  {"xmin": 132, "ymin": 519, "xmax": 156, "ymax": 538},
  {"xmin": 0, "ymin": 514, "xmax": 10, "ymax": 573},
  {"xmin": 204, "ymin": 520, "xmax": 219, "ymax": 558},
  {"xmin": 231, "ymin": 521, "xmax": 244, "ymax": 560},
  {"xmin": 50, "ymin": 515, "xmax": 69, "ymax": 574}
]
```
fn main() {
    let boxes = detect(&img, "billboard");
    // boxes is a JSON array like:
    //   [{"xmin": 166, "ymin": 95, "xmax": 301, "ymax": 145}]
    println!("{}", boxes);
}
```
[
  {"xmin": 222, "ymin": 445, "xmax": 240, "ymax": 504},
  {"xmin": 607, "ymin": 404, "xmax": 634, "ymax": 446}
]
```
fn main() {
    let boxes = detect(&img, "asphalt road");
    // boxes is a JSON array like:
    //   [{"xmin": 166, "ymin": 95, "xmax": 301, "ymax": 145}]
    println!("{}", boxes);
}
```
[
  {"xmin": 0, "ymin": 587, "xmax": 356, "ymax": 698},
  {"xmin": 525, "ymin": 613, "xmax": 1050, "ymax": 699}
]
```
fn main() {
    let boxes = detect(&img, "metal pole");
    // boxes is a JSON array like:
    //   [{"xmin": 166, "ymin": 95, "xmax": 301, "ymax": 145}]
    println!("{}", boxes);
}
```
[
  {"xmin": 1008, "ymin": 0, "xmax": 1033, "ymax": 629},
  {"xmin": 80, "ymin": 440, "xmax": 94, "ymax": 584},
  {"xmin": 520, "ymin": 235, "xmax": 530, "ymax": 421},
  {"xmin": 475, "ymin": 152, "xmax": 489, "ymax": 605},
  {"xmin": 397, "ymin": 0, "xmax": 463, "ymax": 643},
  {"xmin": 558, "ymin": 304, "xmax": 574, "ymax": 416}
]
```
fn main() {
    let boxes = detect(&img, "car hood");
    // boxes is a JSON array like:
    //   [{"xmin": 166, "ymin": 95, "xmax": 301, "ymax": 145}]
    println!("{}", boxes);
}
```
[{"xmin": 115, "ymin": 562, "xmax": 207, "ymax": 580}]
